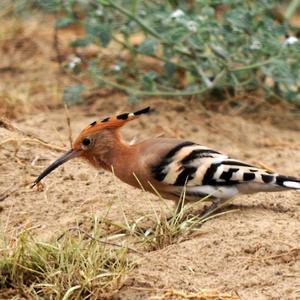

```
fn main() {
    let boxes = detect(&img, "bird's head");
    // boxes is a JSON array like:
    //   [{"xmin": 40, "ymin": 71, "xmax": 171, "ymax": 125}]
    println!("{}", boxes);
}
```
[{"xmin": 31, "ymin": 107, "xmax": 150, "ymax": 187}]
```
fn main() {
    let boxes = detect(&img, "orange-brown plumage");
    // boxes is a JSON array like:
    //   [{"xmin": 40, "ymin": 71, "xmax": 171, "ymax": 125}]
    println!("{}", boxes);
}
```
[{"xmin": 32, "ymin": 107, "xmax": 300, "ymax": 211}]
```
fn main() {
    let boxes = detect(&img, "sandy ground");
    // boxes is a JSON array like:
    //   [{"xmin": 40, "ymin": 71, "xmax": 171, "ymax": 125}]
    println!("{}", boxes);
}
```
[
  {"xmin": 0, "ymin": 14, "xmax": 300, "ymax": 300},
  {"xmin": 1, "ymin": 101, "xmax": 300, "ymax": 299}
]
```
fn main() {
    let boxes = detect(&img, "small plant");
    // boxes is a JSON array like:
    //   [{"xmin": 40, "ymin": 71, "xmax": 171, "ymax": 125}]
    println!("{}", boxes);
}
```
[
  {"xmin": 2, "ymin": 1, "xmax": 299, "ymax": 106},
  {"xmin": 103, "ymin": 185, "xmax": 237, "ymax": 251},
  {"xmin": 29, "ymin": 0, "xmax": 300, "ymax": 107},
  {"xmin": 134, "ymin": 199, "xmax": 235, "ymax": 251},
  {"xmin": 0, "ymin": 222, "xmax": 133, "ymax": 299}
]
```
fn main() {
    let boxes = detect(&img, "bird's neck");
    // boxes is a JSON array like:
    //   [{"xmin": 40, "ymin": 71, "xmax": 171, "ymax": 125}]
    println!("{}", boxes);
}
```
[
  {"xmin": 110, "ymin": 138, "xmax": 138, "ymax": 172},
  {"xmin": 91, "ymin": 132, "xmax": 138, "ymax": 176}
]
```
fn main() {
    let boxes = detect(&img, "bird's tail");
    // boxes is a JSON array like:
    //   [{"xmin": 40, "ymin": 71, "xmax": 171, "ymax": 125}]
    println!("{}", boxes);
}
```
[{"xmin": 275, "ymin": 175, "xmax": 300, "ymax": 191}]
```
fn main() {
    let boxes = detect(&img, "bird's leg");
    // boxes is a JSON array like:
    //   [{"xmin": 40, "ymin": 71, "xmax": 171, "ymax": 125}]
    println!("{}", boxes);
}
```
[{"xmin": 200, "ymin": 198, "xmax": 227, "ymax": 219}]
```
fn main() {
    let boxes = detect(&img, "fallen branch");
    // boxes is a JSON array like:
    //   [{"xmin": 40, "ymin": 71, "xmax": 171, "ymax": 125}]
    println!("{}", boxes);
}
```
[
  {"xmin": 0, "ymin": 117, "xmax": 65, "ymax": 152},
  {"xmin": 0, "ymin": 137, "xmax": 65, "ymax": 152}
]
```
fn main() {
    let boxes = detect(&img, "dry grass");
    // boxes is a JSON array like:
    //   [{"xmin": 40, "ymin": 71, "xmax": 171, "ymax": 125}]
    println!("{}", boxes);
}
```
[
  {"xmin": 149, "ymin": 289, "xmax": 240, "ymax": 300},
  {"xmin": 0, "ymin": 165, "xmax": 237, "ymax": 299},
  {"xmin": 0, "ymin": 220, "xmax": 133, "ymax": 299},
  {"xmin": 97, "ymin": 182, "xmax": 237, "ymax": 252},
  {"xmin": 0, "ymin": 196, "xmax": 236, "ymax": 299}
]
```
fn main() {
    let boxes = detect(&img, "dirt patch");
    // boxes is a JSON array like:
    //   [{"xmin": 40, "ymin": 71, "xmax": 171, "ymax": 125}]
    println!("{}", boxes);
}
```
[
  {"xmin": 1, "ymin": 101, "xmax": 300, "ymax": 299},
  {"xmin": 0, "ymin": 14, "xmax": 300, "ymax": 300}
]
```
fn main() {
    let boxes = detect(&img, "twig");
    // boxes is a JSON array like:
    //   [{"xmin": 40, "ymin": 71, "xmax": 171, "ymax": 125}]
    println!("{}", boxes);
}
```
[
  {"xmin": 0, "ymin": 117, "xmax": 65, "ymax": 152},
  {"xmin": 64, "ymin": 104, "xmax": 73, "ymax": 147},
  {"xmin": 0, "ymin": 137, "xmax": 65, "ymax": 152},
  {"xmin": 0, "ymin": 116, "xmax": 21, "ymax": 132},
  {"xmin": 56, "ymin": 226, "xmax": 143, "ymax": 255},
  {"xmin": 149, "ymin": 289, "xmax": 240, "ymax": 300},
  {"xmin": 229, "ymin": 60, "xmax": 272, "ymax": 72},
  {"xmin": 256, "ymin": 162, "xmax": 274, "ymax": 173},
  {"xmin": 106, "ymin": 2, "xmax": 162, "ymax": 40}
]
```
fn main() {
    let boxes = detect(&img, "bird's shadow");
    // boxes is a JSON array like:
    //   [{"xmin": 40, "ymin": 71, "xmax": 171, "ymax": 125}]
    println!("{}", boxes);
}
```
[{"xmin": 195, "ymin": 202, "xmax": 293, "ymax": 218}]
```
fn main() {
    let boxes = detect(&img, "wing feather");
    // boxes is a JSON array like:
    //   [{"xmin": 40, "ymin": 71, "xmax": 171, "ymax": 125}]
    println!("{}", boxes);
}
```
[
  {"xmin": 150, "ymin": 140, "xmax": 299, "ymax": 200},
  {"xmin": 152, "ymin": 142, "xmax": 276, "ymax": 187}
]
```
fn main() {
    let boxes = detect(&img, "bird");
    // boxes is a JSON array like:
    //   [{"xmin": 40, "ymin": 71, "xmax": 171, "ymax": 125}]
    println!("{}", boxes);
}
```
[{"xmin": 32, "ymin": 107, "xmax": 300, "ymax": 214}]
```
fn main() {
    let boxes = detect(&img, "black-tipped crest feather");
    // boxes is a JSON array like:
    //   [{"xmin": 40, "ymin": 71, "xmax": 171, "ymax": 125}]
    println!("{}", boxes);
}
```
[
  {"xmin": 116, "ymin": 113, "xmax": 129, "ymax": 120},
  {"xmin": 101, "ymin": 117, "xmax": 110, "ymax": 123},
  {"xmin": 133, "ymin": 106, "xmax": 151, "ymax": 116}
]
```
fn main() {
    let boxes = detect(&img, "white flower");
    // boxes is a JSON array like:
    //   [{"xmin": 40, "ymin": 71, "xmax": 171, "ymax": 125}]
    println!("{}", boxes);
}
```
[
  {"xmin": 95, "ymin": 7, "xmax": 103, "ymax": 16},
  {"xmin": 170, "ymin": 9, "xmax": 185, "ymax": 19},
  {"xmin": 68, "ymin": 56, "xmax": 81, "ymax": 69},
  {"xmin": 284, "ymin": 36, "xmax": 298, "ymax": 46},
  {"xmin": 112, "ymin": 64, "xmax": 121, "ymax": 72},
  {"xmin": 250, "ymin": 40, "xmax": 261, "ymax": 50},
  {"xmin": 186, "ymin": 21, "xmax": 197, "ymax": 33}
]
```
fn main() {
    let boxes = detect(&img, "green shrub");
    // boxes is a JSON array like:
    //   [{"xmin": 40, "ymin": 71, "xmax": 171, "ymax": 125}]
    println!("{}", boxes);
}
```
[{"xmin": 5, "ymin": 0, "xmax": 300, "ymax": 105}]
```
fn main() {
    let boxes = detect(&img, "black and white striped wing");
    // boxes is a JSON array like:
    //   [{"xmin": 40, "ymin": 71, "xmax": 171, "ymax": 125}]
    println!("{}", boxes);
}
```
[
  {"xmin": 152, "ymin": 142, "xmax": 227, "ymax": 185},
  {"xmin": 151, "ymin": 141, "xmax": 298, "ymax": 200}
]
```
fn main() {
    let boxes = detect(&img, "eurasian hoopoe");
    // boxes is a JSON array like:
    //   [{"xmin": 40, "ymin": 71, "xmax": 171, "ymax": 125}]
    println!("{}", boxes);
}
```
[{"xmin": 32, "ymin": 107, "xmax": 300, "ymax": 213}]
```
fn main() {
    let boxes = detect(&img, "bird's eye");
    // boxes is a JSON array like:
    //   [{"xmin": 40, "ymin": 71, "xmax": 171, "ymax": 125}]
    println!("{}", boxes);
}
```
[{"xmin": 82, "ymin": 138, "xmax": 91, "ymax": 146}]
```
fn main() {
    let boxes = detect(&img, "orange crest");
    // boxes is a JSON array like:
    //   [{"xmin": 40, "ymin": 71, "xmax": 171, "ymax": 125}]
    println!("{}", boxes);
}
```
[
  {"xmin": 84, "ymin": 106, "xmax": 150, "ymax": 132},
  {"xmin": 73, "ymin": 107, "xmax": 151, "ymax": 147}
]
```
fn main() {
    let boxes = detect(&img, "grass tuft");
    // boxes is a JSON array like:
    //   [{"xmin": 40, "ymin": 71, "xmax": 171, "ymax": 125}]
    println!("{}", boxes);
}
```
[
  {"xmin": 102, "ymin": 183, "xmax": 237, "ymax": 252},
  {"xmin": 0, "ymin": 224, "xmax": 133, "ymax": 299},
  {"xmin": 130, "ymin": 197, "xmax": 236, "ymax": 251},
  {"xmin": 0, "ymin": 176, "xmax": 237, "ymax": 298}
]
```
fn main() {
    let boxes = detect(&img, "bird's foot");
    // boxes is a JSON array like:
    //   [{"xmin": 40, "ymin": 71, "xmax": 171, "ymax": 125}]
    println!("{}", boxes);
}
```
[{"xmin": 200, "ymin": 198, "xmax": 226, "ymax": 219}]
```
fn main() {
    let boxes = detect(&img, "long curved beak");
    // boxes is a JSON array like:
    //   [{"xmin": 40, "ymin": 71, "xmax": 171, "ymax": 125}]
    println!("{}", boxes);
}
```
[{"xmin": 31, "ymin": 149, "xmax": 80, "ymax": 188}]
